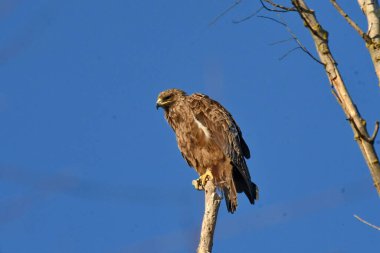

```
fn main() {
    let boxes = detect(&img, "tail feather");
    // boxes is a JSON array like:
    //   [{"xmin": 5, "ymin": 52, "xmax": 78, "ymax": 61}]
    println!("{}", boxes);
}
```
[
  {"xmin": 233, "ymin": 167, "xmax": 258, "ymax": 205},
  {"xmin": 223, "ymin": 179, "xmax": 237, "ymax": 213},
  {"xmin": 246, "ymin": 181, "xmax": 258, "ymax": 204}
]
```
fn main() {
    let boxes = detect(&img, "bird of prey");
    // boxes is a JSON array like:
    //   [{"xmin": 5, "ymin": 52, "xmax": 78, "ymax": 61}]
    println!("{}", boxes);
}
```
[{"xmin": 156, "ymin": 88, "xmax": 258, "ymax": 213}]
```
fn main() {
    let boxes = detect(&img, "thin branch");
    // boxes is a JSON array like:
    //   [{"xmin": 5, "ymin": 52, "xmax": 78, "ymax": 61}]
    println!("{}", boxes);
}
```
[
  {"xmin": 354, "ymin": 214, "xmax": 380, "ymax": 231},
  {"xmin": 258, "ymin": 14, "xmax": 323, "ymax": 65},
  {"xmin": 369, "ymin": 121, "xmax": 380, "ymax": 142},
  {"xmin": 330, "ymin": 0, "xmax": 372, "ymax": 44},
  {"xmin": 269, "ymin": 38, "xmax": 294, "ymax": 46},
  {"xmin": 197, "ymin": 179, "xmax": 222, "ymax": 253},
  {"xmin": 260, "ymin": 0, "xmax": 296, "ymax": 12},
  {"xmin": 233, "ymin": 7, "xmax": 264, "ymax": 24},
  {"xmin": 281, "ymin": 16, "xmax": 324, "ymax": 65},
  {"xmin": 349, "ymin": 118, "xmax": 380, "ymax": 143},
  {"xmin": 257, "ymin": 14, "xmax": 287, "ymax": 26},
  {"xmin": 209, "ymin": 0, "xmax": 242, "ymax": 26},
  {"xmin": 278, "ymin": 47, "xmax": 302, "ymax": 61}
]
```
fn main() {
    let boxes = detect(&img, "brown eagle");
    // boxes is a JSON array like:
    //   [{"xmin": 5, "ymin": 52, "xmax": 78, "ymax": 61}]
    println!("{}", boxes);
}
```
[{"xmin": 156, "ymin": 88, "xmax": 258, "ymax": 213}]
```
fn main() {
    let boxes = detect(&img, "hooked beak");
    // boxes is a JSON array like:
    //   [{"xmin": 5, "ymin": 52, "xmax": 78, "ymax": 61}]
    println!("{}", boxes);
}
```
[{"xmin": 156, "ymin": 98, "xmax": 163, "ymax": 110}]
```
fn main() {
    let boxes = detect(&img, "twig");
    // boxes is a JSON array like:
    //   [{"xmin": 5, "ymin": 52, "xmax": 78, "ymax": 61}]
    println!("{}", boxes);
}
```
[
  {"xmin": 278, "ymin": 47, "xmax": 302, "ymax": 60},
  {"xmin": 258, "ymin": 15, "xmax": 323, "ymax": 65},
  {"xmin": 260, "ymin": 0, "xmax": 296, "ymax": 12},
  {"xmin": 281, "ymin": 16, "xmax": 324, "ymax": 65},
  {"xmin": 269, "ymin": 38, "xmax": 294, "ymax": 46},
  {"xmin": 330, "ymin": 0, "xmax": 372, "ymax": 44},
  {"xmin": 197, "ymin": 179, "xmax": 222, "ymax": 253},
  {"xmin": 233, "ymin": 7, "xmax": 263, "ymax": 24},
  {"xmin": 348, "ymin": 118, "xmax": 379, "ymax": 143},
  {"xmin": 209, "ymin": 0, "xmax": 242, "ymax": 26},
  {"xmin": 369, "ymin": 121, "xmax": 380, "ymax": 142},
  {"xmin": 257, "ymin": 15, "xmax": 287, "ymax": 26},
  {"xmin": 354, "ymin": 214, "xmax": 380, "ymax": 231}
]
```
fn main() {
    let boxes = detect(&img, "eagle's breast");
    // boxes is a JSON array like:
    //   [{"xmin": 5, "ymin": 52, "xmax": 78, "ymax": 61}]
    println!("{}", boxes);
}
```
[{"xmin": 165, "ymin": 99, "xmax": 225, "ymax": 176}]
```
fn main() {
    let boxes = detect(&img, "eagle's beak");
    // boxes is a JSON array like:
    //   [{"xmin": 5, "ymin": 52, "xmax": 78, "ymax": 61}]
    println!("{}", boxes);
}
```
[{"xmin": 156, "ymin": 98, "xmax": 163, "ymax": 110}]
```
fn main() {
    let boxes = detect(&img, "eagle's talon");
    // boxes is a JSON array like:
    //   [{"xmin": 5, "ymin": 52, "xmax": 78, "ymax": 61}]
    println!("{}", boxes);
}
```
[
  {"xmin": 192, "ymin": 169, "xmax": 213, "ymax": 191},
  {"xmin": 192, "ymin": 179, "xmax": 204, "ymax": 190}
]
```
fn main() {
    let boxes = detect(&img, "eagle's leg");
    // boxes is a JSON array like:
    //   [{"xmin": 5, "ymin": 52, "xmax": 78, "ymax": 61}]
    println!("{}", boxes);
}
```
[{"xmin": 192, "ymin": 169, "xmax": 213, "ymax": 191}]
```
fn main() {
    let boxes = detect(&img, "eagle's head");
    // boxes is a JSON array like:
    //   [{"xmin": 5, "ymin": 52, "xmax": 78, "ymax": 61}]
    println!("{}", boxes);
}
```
[{"xmin": 156, "ymin": 88, "xmax": 186, "ymax": 110}]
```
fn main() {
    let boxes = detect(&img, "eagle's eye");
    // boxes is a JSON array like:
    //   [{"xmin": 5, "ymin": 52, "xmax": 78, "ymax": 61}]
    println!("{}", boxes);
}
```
[{"xmin": 163, "ymin": 94, "xmax": 173, "ymax": 101}]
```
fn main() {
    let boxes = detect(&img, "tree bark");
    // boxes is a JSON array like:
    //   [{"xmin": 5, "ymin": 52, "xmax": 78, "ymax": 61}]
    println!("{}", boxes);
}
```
[
  {"xmin": 197, "ymin": 180, "xmax": 222, "ymax": 253},
  {"xmin": 357, "ymin": 0, "xmax": 380, "ymax": 86},
  {"xmin": 292, "ymin": 0, "xmax": 380, "ymax": 195}
]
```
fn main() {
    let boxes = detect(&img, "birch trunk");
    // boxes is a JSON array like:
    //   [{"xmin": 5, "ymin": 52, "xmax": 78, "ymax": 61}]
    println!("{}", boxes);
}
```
[
  {"xmin": 292, "ymin": 0, "xmax": 380, "ymax": 195},
  {"xmin": 357, "ymin": 0, "xmax": 380, "ymax": 86}
]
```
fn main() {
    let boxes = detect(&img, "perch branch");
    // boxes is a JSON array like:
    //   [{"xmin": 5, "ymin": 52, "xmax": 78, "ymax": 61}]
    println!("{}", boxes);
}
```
[
  {"xmin": 291, "ymin": 0, "xmax": 380, "ymax": 195},
  {"xmin": 197, "ymin": 179, "xmax": 222, "ymax": 253},
  {"xmin": 330, "ymin": 0, "xmax": 371, "ymax": 43},
  {"xmin": 354, "ymin": 214, "xmax": 380, "ymax": 230}
]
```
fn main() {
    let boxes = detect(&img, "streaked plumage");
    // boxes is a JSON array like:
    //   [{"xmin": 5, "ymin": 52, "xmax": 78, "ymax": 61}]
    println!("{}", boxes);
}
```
[{"xmin": 156, "ymin": 88, "xmax": 258, "ymax": 213}]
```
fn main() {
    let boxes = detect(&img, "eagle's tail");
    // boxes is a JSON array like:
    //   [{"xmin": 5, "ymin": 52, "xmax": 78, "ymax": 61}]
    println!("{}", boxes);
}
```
[
  {"xmin": 246, "ymin": 181, "xmax": 259, "ymax": 204},
  {"xmin": 223, "ymin": 179, "xmax": 238, "ymax": 214},
  {"xmin": 233, "ymin": 167, "xmax": 258, "ymax": 205}
]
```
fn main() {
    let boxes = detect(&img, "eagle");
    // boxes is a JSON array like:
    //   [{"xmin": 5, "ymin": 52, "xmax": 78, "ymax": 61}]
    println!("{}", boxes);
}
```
[{"xmin": 156, "ymin": 88, "xmax": 258, "ymax": 213}]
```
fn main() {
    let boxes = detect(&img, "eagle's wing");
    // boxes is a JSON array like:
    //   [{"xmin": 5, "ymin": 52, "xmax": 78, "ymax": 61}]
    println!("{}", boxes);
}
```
[{"xmin": 188, "ymin": 93, "xmax": 253, "ymax": 184}]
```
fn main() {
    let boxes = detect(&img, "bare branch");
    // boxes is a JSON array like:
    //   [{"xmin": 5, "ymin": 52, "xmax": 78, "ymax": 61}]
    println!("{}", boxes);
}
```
[
  {"xmin": 349, "ymin": 118, "xmax": 380, "ymax": 143},
  {"xmin": 280, "ymin": 16, "xmax": 324, "ymax": 65},
  {"xmin": 357, "ymin": 0, "xmax": 380, "ymax": 86},
  {"xmin": 330, "ymin": 0, "xmax": 372, "ymax": 44},
  {"xmin": 269, "ymin": 38, "xmax": 293, "ymax": 46},
  {"xmin": 258, "ymin": 14, "xmax": 323, "ymax": 65},
  {"xmin": 369, "ymin": 121, "xmax": 380, "ymax": 142},
  {"xmin": 209, "ymin": 0, "xmax": 242, "ymax": 26},
  {"xmin": 233, "ymin": 7, "xmax": 264, "ymax": 24},
  {"xmin": 354, "ymin": 214, "xmax": 380, "ymax": 231},
  {"xmin": 291, "ymin": 0, "xmax": 380, "ymax": 195},
  {"xmin": 278, "ymin": 47, "xmax": 302, "ymax": 61},
  {"xmin": 260, "ymin": 0, "xmax": 296, "ymax": 12},
  {"xmin": 197, "ymin": 179, "xmax": 222, "ymax": 253},
  {"xmin": 257, "ymin": 14, "xmax": 287, "ymax": 26}
]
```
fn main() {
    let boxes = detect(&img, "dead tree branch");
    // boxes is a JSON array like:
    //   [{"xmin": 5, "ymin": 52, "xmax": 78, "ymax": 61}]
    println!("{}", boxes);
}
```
[
  {"xmin": 291, "ymin": 0, "xmax": 380, "ymax": 195},
  {"xmin": 197, "ymin": 180, "xmax": 222, "ymax": 253},
  {"xmin": 261, "ymin": 0, "xmax": 296, "ymax": 12},
  {"xmin": 330, "ymin": 0, "xmax": 371, "ymax": 43},
  {"xmin": 209, "ymin": 0, "xmax": 242, "ymax": 26},
  {"xmin": 233, "ymin": 7, "xmax": 264, "ymax": 24},
  {"xmin": 357, "ymin": 0, "xmax": 380, "ymax": 86},
  {"xmin": 354, "ymin": 214, "xmax": 380, "ymax": 230},
  {"xmin": 258, "ymin": 14, "xmax": 323, "ymax": 64}
]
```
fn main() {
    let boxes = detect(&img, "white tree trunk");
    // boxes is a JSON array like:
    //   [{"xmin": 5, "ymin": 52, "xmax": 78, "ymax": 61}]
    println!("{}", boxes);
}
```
[{"xmin": 357, "ymin": 0, "xmax": 380, "ymax": 86}]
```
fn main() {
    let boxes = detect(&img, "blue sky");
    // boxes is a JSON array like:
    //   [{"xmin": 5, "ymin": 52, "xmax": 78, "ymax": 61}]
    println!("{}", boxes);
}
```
[{"xmin": 1, "ymin": 1, "xmax": 380, "ymax": 252}]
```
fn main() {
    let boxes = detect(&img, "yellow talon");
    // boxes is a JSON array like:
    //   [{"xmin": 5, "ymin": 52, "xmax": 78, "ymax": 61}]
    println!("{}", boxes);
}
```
[{"xmin": 192, "ymin": 169, "xmax": 213, "ymax": 190}]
